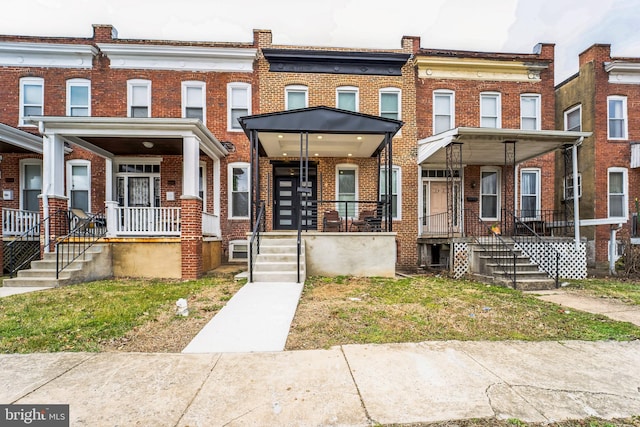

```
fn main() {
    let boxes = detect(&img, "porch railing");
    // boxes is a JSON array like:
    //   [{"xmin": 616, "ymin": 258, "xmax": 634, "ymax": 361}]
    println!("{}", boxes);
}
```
[
  {"xmin": 249, "ymin": 201, "xmax": 266, "ymax": 283},
  {"xmin": 419, "ymin": 212, "xmax": 453, "ymax": 236},
  {"xmin": 298, "ymin": 200, "xmax": 389, "ymax": 232},
  {"xmin": 2, "ymin": 208, "xmax": 40, "ymax": 236},
  {"xmin": 202, "ymin": 212, "xmax": 220, "ymax": 236},
  {"xmin": 113, "ymin": 207, "xmax": 181, "ymax": 235}
]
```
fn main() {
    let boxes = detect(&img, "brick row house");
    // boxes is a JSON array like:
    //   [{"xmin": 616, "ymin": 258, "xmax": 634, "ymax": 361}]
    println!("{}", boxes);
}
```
[{"xmin": 0, "ymin": 24, "xmax": 593, "ymax": 287}]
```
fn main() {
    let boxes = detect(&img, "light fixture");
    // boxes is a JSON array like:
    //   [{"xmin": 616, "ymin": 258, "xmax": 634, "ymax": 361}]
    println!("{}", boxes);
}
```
[
  {"xmin": 347, "ymin": 153, "xmax": 352, "ymax": 157},
  {"xmin": 314, "ymin": 153, "xmax": 319, "ymax": 156},
  {"xmin": 317, "ymin": 135, "xmax": 323, "ymax": 139},
  {"xmin": 356, "ymin": 136, "xmax": 363, "ymax": 140},
  {"xmin": 142, "ymin": 141, "xmax": 154, "ymax": 149},
  {"xmin": 278, "ymin": 134, "xmax": 283, "ymax": 139},
  {"xmin": 221, "ymin": 141, "xmax": 236, "ymax": 152},
  {"xmin": 471, "ymin": 180, "xmax": 477, "ymax": 189},
  {"xmin": 283, "ymin": 152, "xmax": 287, "ymax": 156}
]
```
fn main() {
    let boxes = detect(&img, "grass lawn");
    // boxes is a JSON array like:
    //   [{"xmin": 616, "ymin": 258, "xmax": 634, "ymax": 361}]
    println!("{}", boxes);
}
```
[{"xmin": 562, "ymin": 278, "xmax": 640, "ymax": 305}]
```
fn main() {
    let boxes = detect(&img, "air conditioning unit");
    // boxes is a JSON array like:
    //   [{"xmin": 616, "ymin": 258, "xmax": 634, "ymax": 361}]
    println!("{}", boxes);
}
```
[{"xmin": 228, "ymin": 239, "xmax": 248, "ymax": 262}]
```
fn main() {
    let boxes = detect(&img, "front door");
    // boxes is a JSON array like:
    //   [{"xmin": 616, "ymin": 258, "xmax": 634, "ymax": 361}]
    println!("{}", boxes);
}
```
[
  {"xmin": 422, "ymin": 180, "xmax": 460, "ymax": 234},
  {"xmin": 273, "ymin": 165, "xmax": 318, "ymax": 230}
]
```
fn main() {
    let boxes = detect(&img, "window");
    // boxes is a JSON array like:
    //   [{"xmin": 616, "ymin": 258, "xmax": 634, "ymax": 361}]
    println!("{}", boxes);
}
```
[
  {"xmin": 229, "ymin": 163, "xmax": 249, "ymax": 219},
  {"xmin": 608, "ymin": 96, "xmax": 627, "ymax": 139},
  {"xmin": 199, "ymin": 161, "xmax": 206, "ymax": 209},
  {"xmin": 336, "ymin": 86, "xmax": 359, "ymax": 112},
  {"xmin": 564, "ymin": 105, "xmax": 581, "ymax": 132},
  {"xmin": 380, "ymin": 166, "xmax": 401, "ymax": 219},
  {"xmin": 480, "ymin": 92, "xmax": 501, "ymax": 128},
  {"xmin": 19, "ymin": 77, "xmax": 44, "ymax": 126},
  {"xmin": 433, "ymin": 90, "xmax": 454, "ymax": 134},
  {"xmin": 20, "ymin": 159, "xmax": 42, "ymax": 211},
  {"xmin": 127, "ymin": 79, "xmax": 151, "ymax": 118},
  {"xmin": 285, "ymin": 85, "xmax": 308, "ymax": 110},
  {"xmin": 66, "ymin": 79, "xmax": 90, "ymax": 117},
  {"xmin": 480, "ymin": 168, "xmax": 500, "ymax": 220},
  {"xmin": 336, "ymin": 165, "xmax": 357, "ymax": 218},
  {"xmin": 379, "ymin": 88, "xmax": 401, "ymax": 120},
  {"xmin": 608, "ymin": 168, "xmax": 627, "ymax": 219},
  {"xmin": 182, "ymin": 81, "xmax": 205, "ymax": 123},
  {"xmin": 228, "ymin": 82, "xmax": 251, "ymax": 131},
  {"xmin": 67, "ymin": 160, "xmax": 90, "ymax": 212},
  {"xmin": 520, "ymin": 169, "xmax": 540, "ymax": 219},
  {"xmin": 564, "ymin": 173, "xmax": 582, "ymax": 200},
  {"xmin": 520, "ymin": 94, "xmax": 541, "ymax": 130}
]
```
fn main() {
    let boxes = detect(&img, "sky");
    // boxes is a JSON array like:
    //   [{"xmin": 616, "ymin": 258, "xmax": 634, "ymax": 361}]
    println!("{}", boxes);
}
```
[{"xmin": 1, "ymin": 0, "xmax": 639, "ymax": 83}]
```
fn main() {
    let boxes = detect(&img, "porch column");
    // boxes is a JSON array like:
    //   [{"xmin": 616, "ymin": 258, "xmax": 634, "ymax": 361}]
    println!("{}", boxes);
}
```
[
  {"xmin": 572, "ymin": 140, "xmax": 582, "ymax": 250},
  {"xmin": 40, "ymin": 133, "xmax": 67, "ymax": 253},
  {"xmin": 181, "ymin": 135, "xmax": 202, "ymax": 279}
]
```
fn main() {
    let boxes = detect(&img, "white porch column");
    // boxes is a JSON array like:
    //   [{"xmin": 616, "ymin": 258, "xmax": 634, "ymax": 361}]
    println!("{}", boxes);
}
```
[
  {"xmin": 105, "ymin": 200, "xmax": 118, "ymax": 237},
  {"xmin": 212, "ymin": 157, "xmax": 221, "ymax": 235},
  {"xmin": 183, "ymin": 135, "xmax": 200, "ymax": 199},
  {"xmin": 105, "ymin": 157, "xmax": 113, "ymax": 202},
  {"xmin": 42, "ymin": 133, "xmax": 65, "ymax": 201},
  {"xmin": 572, "ymin": 141, "xmax": 581, "ymax": 250}
]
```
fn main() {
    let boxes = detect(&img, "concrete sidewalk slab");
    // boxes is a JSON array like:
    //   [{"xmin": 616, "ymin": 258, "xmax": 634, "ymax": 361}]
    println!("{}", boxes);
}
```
[
  {"xmin": 182, "ymin": 282, "xmax": 303, "ymax": 353},
  {"xmin": 0, "ymin": 286, "xmax": 53, "ymax": 298}
]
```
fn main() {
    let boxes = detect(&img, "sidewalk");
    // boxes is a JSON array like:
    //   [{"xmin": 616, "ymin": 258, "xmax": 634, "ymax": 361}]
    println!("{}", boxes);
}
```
[{"xmin": 2, "ymin": 340, "xmax": 640, "ymax": 426}]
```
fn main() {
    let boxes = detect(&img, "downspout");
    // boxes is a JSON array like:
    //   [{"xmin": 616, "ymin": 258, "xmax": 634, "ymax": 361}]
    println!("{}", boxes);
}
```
[{"xmin": 572, "ymin": 137, "xmax": 583, "ymax": 251}]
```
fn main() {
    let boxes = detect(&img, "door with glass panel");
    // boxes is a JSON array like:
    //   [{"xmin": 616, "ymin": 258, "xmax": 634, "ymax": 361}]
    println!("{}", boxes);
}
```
[
  {"xmin": 273, "ymin": 164, "xmax": 317, "ymax": 230},
  {"xmin": 116, "ymin": 163, "xmax": 161, "ymax": 233}
]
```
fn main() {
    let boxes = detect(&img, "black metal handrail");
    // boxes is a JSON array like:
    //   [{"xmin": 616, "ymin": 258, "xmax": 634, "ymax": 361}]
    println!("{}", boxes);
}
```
[
  {"xmin": 248, "ymin": 201, "xmax": 265, "ymax": 283},
  {"xmin": 56, "ymin": 209, "xmax": 107, "ymax": 279}
]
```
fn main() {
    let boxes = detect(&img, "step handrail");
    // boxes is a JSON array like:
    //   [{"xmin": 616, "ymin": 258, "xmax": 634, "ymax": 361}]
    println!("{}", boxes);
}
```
[
  {"xmin": 56, "ymin": 208, "xmax": 107, "ymax": 279},
  {"xmin": 248, "ymin": 201, "xmax": 266, "ymax": 283}
]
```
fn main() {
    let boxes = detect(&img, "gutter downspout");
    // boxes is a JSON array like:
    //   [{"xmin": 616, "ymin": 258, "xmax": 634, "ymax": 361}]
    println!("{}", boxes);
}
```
[{"xmin": 573, "ymin": 137, "xmax": 583, "ymax": 251}]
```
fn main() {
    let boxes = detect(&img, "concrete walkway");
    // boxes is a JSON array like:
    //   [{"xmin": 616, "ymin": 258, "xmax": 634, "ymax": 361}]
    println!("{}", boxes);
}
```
[
  {"xmin": 2, "ymin": 340, "xmax": 640, "ymax": 426},
  {"xmin": 0, "ymin": 286, "xmax": 53, "ymax": 297}
]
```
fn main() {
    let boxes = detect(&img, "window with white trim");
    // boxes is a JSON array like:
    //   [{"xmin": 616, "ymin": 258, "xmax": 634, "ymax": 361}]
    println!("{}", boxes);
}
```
[
  {"xmin": 380, "ymin": 166, "xmax": 401, "ymax": 220},
  {"xmin": 563, "ymin": 173, "xmax": 582, "ymax": 200},
  {"xmin": 480, "ymin": 168, "xmax": 500, "ymax": 220},
  {"xmin": 520, "ymin": 169, "xmax": 540, "ymax": 219},
  {"xmin": 433, "ymin": 90, "xmax": 454, "ymax": 134},
  {"xmin": 116, "ymin": 160, "xmax": 161, "ymax": 208},
  {"xmin": 285, "ymin": 85, "xmax": 308, "ymax": 110},
  {"xmin": 228, "ymin": 162, "xmax": 250, "ymax": 219},
  {"xmin": 199, "ymin": 161, "xmax": 207, "ymax": 210},
  {"xmin": 608, "ymin": 96, "xmax": 627, "ymax": 139},
  {"xmin": 608, "ymin": 167, "xmax": 628, "ymax": 219},
  {"xmin": 20, "ymin": 159, "xmax": 42, "ymax": 211},
  {"xmin": 336, "ymin": 164, "xmax": 358, "ymax": 218},
  {"xmin": 67, "ymin": 160, "xmax": 91, "ymax": 212},
  {"xmin": 480, "ymin": 92, "xmax": 501, "ymax": 128},
  {"xmin": 19, "ymin": 77, "xmax": 44, "ymax": 126},
  {"xmin": 379, "ymin": 87, "xmax": 401, "ymax": 120},
  {"xmin": 520, "ymin": 94, "xmax": 541, "ymax": 130},
  {"xmin": 182, "ymin": 81, "xmax": 205, "ymax": 123},
  {"xmin": 66, "ymin": 78, "xmax": 90, "ymax": 117},
  {"xmin": 564, "ymin": 104, "xmax": 581, "ymax": 132},
  {"xmin": 127, "ymin": 79, "xmax": 151, "ymax": 118},
  {"xmin": 336, "ymin": 86, "xmax": 359, "ymax": 112},
  {"xmin": 228, "ymin": 82, "xmax": 251, "ymax": 131}
]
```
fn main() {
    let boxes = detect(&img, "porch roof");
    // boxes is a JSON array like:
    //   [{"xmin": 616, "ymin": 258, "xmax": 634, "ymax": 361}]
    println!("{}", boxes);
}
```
[
  {"xmin": 238, "ymin": 106, "xmax": 403, "ymax": 157},
  {"xmin": 0, "ymin": 123, "xmax": 43, "ymax": 154},
  {"xmin": 417, "ymin": 127, "xmax": 592, "ymax": 165},
  {"xmin": 26, "ymin": 117, "xmax": 228, "ymax": 159}
]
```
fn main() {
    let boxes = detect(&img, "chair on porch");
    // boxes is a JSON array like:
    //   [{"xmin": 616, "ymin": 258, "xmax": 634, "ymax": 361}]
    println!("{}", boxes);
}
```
[
  {"xmin": 323, "ymin": 210, "xmax": 343, "ymax": 232},
  {"xmin": 70, "ymin": 208, "xmax": 106, "ymax": 235},
  {"xmin": 350, "ymin": 209, "xmax": 375, "ymax": 231}
]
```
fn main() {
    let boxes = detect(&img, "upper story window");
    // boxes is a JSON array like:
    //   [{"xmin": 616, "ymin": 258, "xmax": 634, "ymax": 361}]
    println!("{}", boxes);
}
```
[
  {"xmin": 608, "ymin": 167, "xmax": 628, "ymax": 219},
  {"xmin": 564, "ymin": 104, "xmax": 582, "ymax": 132},
  {"xmin": 19, "ymin": 77, "xmax": 44, "ymax": 126},
  {"xmin": 127, "ymin": 79, "xmax": 151, "ymax": 118},
  {"xmin": 228, "ymin": 82, "xmax": 251, "ymax": 131},
  {"xmin": 433, "ymin": 90, "xmax": 454, "ymax": 134},
  {"xmin": 379, "ymin": 87, "xmax": 401, "ymax": 120},
  {"xmin": 66, "ymin": 79, "xmax": 90, "ymax": 117},
  {"xmin": 285, "ymin": 85, "xmax": 308, "ymax": 110},
  {"xmin": 520, "ymin": 94, "xmax": 541, "ymax": 130},
  {"xmin": 608, "ymin": 96, "xmax": 628, "ymax": 140},
  {"xmin": 336, "ymin": 86, "xmax": 359, "ymax": 112},
  {"xmin": 182, "ymin": 81, "xmax": 205, "ymax": 124},
  {"xmin": 480, "ymin": 92, "xmax": 501, "ymax": 128}
]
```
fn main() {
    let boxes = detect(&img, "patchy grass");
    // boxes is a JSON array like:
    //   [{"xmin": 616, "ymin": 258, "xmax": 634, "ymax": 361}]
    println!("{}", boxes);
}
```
[
  {"xmin": 562, "ymin": 278, "xmax": 640, "ymax": 305},
  {"xmin": 393, "ymin": 415, "xmax": 640, "ymax": 426},
  {"xmin": 286, "ymin": 276, "xmax": 640, "ymax": 350}
]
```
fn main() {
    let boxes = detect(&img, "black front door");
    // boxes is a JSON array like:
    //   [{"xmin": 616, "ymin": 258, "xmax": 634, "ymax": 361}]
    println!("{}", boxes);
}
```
[{"xmin": 273, "ymin": 165, "xmax": 317, "ymax": 230}]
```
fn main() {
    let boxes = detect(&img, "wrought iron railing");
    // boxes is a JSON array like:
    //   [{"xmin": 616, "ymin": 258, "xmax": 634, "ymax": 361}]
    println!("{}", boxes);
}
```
[
  {"xmin": 294, "ymin": 200, "xmax": 388, "ymax": 232},
  {"xmin": 56, "ymin": 208, "xmax": 107, "ymax": 279},
  {"xmin": 248, "ymin": 201, "xmax": 266, "ymax": 283},
  {"xmin": 419, "ymin": 212, "xmax": 455, "ymax": 236}
]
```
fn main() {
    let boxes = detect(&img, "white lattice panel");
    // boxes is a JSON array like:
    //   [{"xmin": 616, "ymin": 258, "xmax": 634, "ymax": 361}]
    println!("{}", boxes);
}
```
[
  {"xmin": 515, "ymin": 241, "xmax": 586, "ymax": 279},
  {"xmin": 452, "ymin": 242, "xmax": 469, "ymax": 278}
]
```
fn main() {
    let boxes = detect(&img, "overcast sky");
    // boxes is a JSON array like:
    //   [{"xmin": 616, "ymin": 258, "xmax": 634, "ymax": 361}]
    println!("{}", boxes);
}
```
[{"xmin": 1, "ymin": 0, "xmax": 639, "ymax": 83}]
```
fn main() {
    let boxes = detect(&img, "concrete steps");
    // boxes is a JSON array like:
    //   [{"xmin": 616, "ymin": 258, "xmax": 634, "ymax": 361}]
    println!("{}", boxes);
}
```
[{"xmin": 251, "ymin": 238, "xmax": 305, "ymax": 283}]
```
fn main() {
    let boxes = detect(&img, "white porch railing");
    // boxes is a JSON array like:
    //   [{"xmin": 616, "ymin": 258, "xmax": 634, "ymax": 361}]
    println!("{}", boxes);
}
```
[
  {"xmin": 112, "ymin": 206, "xmax": 181, "ymax": 236},
  {"xmin": 202, "ymin": 212, "xmax": 220, "ymax": 236},
  {"xmin": 2, "ymin": 208, "xmax": 40, "ymax": 236}
]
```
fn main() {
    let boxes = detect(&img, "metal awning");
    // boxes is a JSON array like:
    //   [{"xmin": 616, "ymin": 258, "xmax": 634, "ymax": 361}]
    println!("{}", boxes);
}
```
[{"xmin": 418, "ymin": 127, "xmax": 592, "ymax": 165}]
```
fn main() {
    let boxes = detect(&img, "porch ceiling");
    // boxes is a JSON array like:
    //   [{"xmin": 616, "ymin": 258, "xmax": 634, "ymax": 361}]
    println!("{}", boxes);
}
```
[{"xmin": 417, "ymin": 127, "xmax": 592, "ymax": 165}]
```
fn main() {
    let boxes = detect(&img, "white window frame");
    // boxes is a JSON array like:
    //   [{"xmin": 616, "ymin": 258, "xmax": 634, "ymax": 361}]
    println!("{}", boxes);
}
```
[
  {"xmin": 115, "ymin": 158, "xmax": 162, "ymax": 208},
  {"xmin": 608, "ymin": 167, "xmax": 628, "ymax": 220},
  {"xmin": 19, "ymin": 77, "xmax": 44, "ymax": 126},
  {"xmin": 563, "ymin": 173, "xmax": 582, "ymax": 200},
  {"xmin": 66, "ymin": 159, "xmax": 91, "ymax": 211},
  {"xmin": 227, "ymin": 82, "xmax": 251, "ymax": 131},
  {"xmin": 379, "ymin": 87, "xmax": 402, "ymax": 121},
  {"xmin": 285, "ymin": 85, "xmax": 308, "ymax": 110},
  {"xmin": 228, "ymin": 162, "xmax": 250, "ymax": 220},
  {"xmin": 564, "ymin": 104, "xmax": 582, "ymax": 132},
  {"xmin": 480, "ymin": 92, "xmax": 501, "ymax": 128},
  {"xmin": 433, "ymin": 89, "xmax": 455, "ymax": 134},
  {"xmin": 127, "ymin": 79, "xmax": 152, "ymax": 118},
  {"xmin": 520, "ymin": 168, "xmax": 541, "ymax": 219},
  {"xmin": 336, "ymin": 86, "xmax": 359, "ymax": 112},
  {"xmin": 199, "ymin": 160, "xmax": 207, "ymax": 211},
  {"xmin": 181, "ymin": 81, "xmax": 206, "ymax": 124},
  {"xmin": 520, "ymin": 93, "xmax": 541, "ymax": 130},
  {"xmin": 66, "ymin": 78, "xmax": 91, "ymax": 117},
  {"xmin": 336, "ymin": 164, "xmax": 358, "ymax": 218},
  {"xmin": 479, "ymin": 167, "xmax": 501, "ymax": 221},
  {"xmin": 607, "ymin": 96, "xmax": 628, "ymax": 140},
  {"xmin": 380, "ymin": 165, "xmax": 401, "ymax": 220},
  {"xmin": 19, "ymin": 159, "xmax": 42, "ymax": 211}
]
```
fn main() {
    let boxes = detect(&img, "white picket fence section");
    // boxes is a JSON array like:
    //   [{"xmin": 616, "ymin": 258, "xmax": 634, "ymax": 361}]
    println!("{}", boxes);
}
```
[{"xmin": 2, "ymin": 208, "xmax": 40, "ymax": 236}]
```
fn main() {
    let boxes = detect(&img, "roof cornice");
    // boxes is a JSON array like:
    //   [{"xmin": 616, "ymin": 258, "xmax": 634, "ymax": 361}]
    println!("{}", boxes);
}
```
[
  {"xmin": 0, "ymin": 42, "xmax": 97, "ymax": 68},
  {"xmin": 415, "ymin": 56, "xmax": 548, "ymax": 82},
  {"xmin": 605, "ymin": 61, "xmax": 640, "ymax": 84},
  {"xmin": 97, "ymin": 43, "xmax": 256, "ymax": 72}
]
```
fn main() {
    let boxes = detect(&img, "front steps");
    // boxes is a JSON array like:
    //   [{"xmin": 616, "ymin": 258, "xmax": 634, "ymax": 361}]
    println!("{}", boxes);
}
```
[
  {"xmin": 3, "ymin": 244, "xmax": 112, "ymax": 288},
  {"xmin": 250, "ymin": 237, "xmax": 305, "ymax": 283}
]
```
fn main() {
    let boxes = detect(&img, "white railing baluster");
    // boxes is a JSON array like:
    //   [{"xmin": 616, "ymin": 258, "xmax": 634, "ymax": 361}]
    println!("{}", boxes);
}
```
[{"xmin": 111, "ymin": 206, "xmax": 181, "ymax": 236}]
